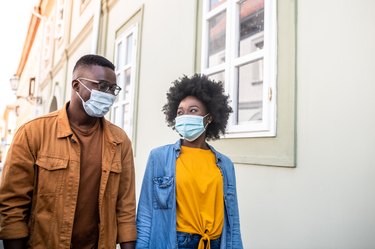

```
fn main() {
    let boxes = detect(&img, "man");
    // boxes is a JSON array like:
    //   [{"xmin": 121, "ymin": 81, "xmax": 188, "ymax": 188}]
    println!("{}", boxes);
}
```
[{"xmin": 0, "ymin": 54, "xmax": 136, "ymax": 249}]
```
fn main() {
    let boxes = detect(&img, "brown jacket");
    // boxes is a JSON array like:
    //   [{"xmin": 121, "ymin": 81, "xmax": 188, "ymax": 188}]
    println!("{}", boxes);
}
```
[{"xmin": 0, "ymin": 103, "xmax": 137, "ymax": 248}]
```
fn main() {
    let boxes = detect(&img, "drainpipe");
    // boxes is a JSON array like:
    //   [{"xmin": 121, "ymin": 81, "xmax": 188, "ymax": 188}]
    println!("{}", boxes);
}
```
[
  {"xmin": 62, "ymin": 0, "xmax": 73, "ymax": 104},
  {"xmin": 101, "ymin": 0, "xmax": 109, "ymax": 55},
  {"xmin": 91, "ymin": 0, "xmax": 102, "ymax": 54},
  {"xmin": 32, "ymin": 8, "xmax": 45, "ymax": 116}
]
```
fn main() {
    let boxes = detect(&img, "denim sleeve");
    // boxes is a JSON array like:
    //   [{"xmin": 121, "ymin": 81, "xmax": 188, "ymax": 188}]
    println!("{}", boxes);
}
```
[
  {"xmin": 230, "ymin": 162, "xmax": 244, "ymax": 249},
  {"xmin": 136, "ymin": 152, "xmax": 154, "ymax": 248}
]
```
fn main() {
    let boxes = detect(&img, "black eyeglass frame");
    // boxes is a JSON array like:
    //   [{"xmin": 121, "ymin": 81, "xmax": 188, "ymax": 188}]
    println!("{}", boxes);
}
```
[{"xmin": 76, "ymin": 77, "xmax": 122, "ymax": 96}]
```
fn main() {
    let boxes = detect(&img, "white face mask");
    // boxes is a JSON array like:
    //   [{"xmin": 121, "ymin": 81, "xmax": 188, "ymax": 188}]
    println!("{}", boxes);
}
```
[
  {"xmin": 76, "ymin": 81, "xmax": 116, "ymax": 117},
  {"xmin": 174, "ymin": 114, "xmax": 209, "ymax": 142}
]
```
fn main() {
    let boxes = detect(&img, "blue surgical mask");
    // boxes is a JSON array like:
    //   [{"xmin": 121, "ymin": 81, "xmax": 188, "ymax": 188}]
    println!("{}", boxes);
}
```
[
  {"xmin": 76, "ymin": 81, "xmax": 116, "ymax": 117},
  {"xmin": 175, "ymin": 114, "xmax": 209, "ymax": 142}
]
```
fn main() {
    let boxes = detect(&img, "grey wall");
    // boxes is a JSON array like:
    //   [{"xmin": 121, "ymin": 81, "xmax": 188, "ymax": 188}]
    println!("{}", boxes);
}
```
[
  {"xmin": 236, "ymin": 0, "xmax": 375, "ymax": 248},
  {"xmin": 109, "ymin": 0, "xmax": 375, "ymax": 248}
]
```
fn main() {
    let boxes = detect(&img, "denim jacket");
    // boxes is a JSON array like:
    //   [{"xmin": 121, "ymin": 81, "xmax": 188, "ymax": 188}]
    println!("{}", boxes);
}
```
[{"xmin": 136, "ymin": 140, "xmax": 243, "ymax": 249}]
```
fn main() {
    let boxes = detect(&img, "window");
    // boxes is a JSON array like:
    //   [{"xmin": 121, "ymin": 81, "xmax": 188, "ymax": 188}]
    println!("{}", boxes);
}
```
[
  {"xmin": 198, "ymin": 0, "xmax": 296, "ymax": 167},
  {"xmin": 42, "ymin": 18, "xmax": 53, "ymax": 68},
  {"xmin": 112, "ymin": 25, "xmax": 138, "ymax": 139},
  {"xmin": 201, "ymin": 0, "xmax": 277, "ymax": 137},
  {"xmin": 55, "ymin": 0, "xmax": 65, "ymax": 40},
  {"xmin": 29, "ymin": 78, "xmax": 36, "ymax": 97}
]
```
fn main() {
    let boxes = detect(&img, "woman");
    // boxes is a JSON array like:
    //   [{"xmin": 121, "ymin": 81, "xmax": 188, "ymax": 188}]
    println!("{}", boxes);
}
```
[{"xmin": 136, "ymin": 74, "xmax": 243, "ymax": 249}]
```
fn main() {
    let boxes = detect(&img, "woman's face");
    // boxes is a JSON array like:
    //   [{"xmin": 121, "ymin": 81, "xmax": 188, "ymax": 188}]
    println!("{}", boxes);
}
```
[{"xmin": 176, "ymin": 96, "xmax": 208, "ymax": 117}]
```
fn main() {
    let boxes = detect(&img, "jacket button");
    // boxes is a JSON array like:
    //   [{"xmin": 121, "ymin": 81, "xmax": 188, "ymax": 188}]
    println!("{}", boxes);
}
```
[{"xmin": 71, "ymin": 138, "xmax": 76, "ymax": 143}]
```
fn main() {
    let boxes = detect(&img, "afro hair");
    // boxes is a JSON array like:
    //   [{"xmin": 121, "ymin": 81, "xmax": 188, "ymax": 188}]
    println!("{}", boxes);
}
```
[{"xmin": 162, "ymin": 74, "xmax": 232, "ymax": 140}]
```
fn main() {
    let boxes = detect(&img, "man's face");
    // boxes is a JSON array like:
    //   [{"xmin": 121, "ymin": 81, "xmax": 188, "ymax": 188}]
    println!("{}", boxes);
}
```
[{"xmin": 74, "ymin": 65, "xmax": 117, "ymax": 101}]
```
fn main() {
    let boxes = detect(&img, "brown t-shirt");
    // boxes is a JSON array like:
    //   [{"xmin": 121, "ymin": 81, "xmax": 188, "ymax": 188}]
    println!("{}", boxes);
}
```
[{"xmin": 70, "ymin": 120, "xmax": 103, "ymax": 249}]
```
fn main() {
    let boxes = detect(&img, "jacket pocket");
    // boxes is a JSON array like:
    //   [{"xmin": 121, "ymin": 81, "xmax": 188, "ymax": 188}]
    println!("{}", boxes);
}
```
[
  {"xmin": 35, "ymin": 156, "xmax": 68, "ymax": 195},
  {"xmin": 108, "ymin": 161, "xmax": 122, "ymax": 197},
  {"xmin": 110, "ymin": 161, "xmax": 122, "ymax": 173},
  {"xmin": 153, "ymin": 176, "xmax": 174, "ymax": 209}
]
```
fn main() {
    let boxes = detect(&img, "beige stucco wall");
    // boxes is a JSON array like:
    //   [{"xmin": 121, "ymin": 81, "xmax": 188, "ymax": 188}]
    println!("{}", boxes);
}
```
[
  {"xmin": 234, "ymin": 1, "xmax": 375, "ymax": 248},
  {"xmin": 126, "ymin": 1, "xmax": 375, "ymax": 248},
  {"xmin": 9, "ymin": 0, "xmax": 375, "ymax": 248},
  {"xmin": 105, "ymin": 0, "xmax": 200, "ymax": 191}
]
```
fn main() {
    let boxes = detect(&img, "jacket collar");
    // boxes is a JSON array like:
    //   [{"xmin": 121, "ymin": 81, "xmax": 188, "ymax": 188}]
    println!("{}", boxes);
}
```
[
  {"xmin": 56, "ymin": 102, "xmax": 121, "ymax": 144},
  {"xmin": 102, "ymin": 119, "xmax": 122, "ymax": 145},
  {"xmin": 57, "ymin": 102, "xmax": 74, "ymax": 138},
  {"xmin": 173, "ymin": 139, "xmax": 222, "ymax": 163}
]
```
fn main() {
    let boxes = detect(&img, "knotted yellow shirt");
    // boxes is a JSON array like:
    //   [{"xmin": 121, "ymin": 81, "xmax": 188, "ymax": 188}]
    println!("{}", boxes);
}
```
[{"xmin": 176, "ymin": 146, "xmax": 224, "ymax": 249}]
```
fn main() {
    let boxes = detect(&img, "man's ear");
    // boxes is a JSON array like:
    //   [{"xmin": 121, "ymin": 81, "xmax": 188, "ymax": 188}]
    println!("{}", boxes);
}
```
[{"xmin": 72, "ymin": 79, "xmax": 80, "ymax": 92}]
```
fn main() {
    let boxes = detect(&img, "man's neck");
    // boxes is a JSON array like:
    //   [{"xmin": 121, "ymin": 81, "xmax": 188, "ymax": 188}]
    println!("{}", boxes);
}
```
[{"xmin": 67, "ymin": 102, "xmax": 99, "ymax": 129}]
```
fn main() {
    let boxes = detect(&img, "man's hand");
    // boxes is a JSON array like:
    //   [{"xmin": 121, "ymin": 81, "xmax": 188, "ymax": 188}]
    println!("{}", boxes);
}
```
[
  {"xmin": 3, "ymin": 237, "xmax": 28, "ymax": 249},
  {"xmin": 120, "ymin": 241, "xmax": 135, "ymax": 249}
]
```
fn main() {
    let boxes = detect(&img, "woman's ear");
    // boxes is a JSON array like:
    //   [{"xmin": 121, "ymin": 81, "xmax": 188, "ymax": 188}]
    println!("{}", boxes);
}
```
[{"xmin": 207, "ymin": 115, "xmax": 213, "ymax": 124}]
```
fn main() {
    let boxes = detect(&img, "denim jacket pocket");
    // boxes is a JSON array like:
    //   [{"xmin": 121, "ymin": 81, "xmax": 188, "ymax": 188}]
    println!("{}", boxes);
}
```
[
  {"xmin": 153, "ymin": 176, "xmax": 174, "ymax": 209},
  {"xmin": 35, "ymin": 156, "xmax": 68, "ymax": 195}
]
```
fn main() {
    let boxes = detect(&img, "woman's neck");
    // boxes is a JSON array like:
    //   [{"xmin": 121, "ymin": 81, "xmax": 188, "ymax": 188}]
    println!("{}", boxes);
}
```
[{"xmin": 181, "ymin": 136, "xmax": 209, "ymax": 150}]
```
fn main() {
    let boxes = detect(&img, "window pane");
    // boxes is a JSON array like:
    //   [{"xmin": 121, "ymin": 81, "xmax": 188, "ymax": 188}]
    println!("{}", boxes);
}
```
[
  {"xmin": 238, "ymin": 0, "xmax": 264, "ymax": 56},
  {"xmin": 125, "ymin": 33, "xmax": 133, "ymax": 65},
  {"xmin": 208, "ymin": 11, "xmax": 226, "ymax": 67},
  {"xmin": 116, "ymin": 41, "xmax": 124, "ymax": 68},
  {"xmin": 124, "ymin": 103, "xmax": 130, "ymax": 126},
  {"xmin": 112, "ymin": 106, "xmax": 117, "ymax": 122},
  {"xmin": 208, "ymin": 71, "xmax": 225, "ymax": 84},
  {"xmin": 113, "ymin": 105, "xmax": 125, "ymax": 128},
  {"xmin": 29, "ymin": 78, "xmax": 36, "ymax": 96},
  {"xmin": 124, "ymin": 69, "xmax": 131, "ymax": 101},
  {"xmin": 237, "ymin": 59, "xmax": 263, "ymax": 123},
  {"xmin": 209, "ymin": 0, "xmax": 226, "ymax": 11},
  {"xmin": 117, "ymin": 72, "xmax": 123, "ymax": 100}
]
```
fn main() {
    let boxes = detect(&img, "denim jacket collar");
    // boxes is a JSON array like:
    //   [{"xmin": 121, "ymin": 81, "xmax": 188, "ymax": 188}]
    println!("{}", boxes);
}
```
[{"xmin": 172, "ymin": 139, "xmax": 223, "ymax": 164}]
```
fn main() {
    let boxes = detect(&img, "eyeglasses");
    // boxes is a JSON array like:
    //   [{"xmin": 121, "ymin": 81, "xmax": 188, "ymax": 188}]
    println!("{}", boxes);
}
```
[{"xmin": 77, "ymin": 77, "xmax": 122, "ymax": 96}]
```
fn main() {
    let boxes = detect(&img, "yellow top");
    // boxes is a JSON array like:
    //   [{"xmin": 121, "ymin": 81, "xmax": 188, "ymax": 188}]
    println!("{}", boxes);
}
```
[{"xmin": 176, "ymin": 146, "xmax": 224, "ymax": 249}]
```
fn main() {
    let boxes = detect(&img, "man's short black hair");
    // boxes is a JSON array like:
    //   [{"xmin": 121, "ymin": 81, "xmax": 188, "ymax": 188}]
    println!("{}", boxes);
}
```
[
  {"xmin": 73, "ymin": 54, "xmax": 115, "ymax": 72},
  {"xmin": 162, "ymin": 74, "xmax": 233, "ymax": 140}
]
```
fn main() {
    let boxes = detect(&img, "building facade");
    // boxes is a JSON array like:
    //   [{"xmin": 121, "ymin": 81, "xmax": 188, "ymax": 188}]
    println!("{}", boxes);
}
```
[{"xmin": 5, "ymin": 0, "xmax": 375, "ymax": 248}]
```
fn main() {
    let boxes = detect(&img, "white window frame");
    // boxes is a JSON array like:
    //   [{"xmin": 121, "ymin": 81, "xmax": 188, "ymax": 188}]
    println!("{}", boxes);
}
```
[
  {"xmin": 112, "ymin": 24, "xmax": 138, "ymax": 139},
  {"xmin": 201, "ymin": 0, "xmax": 277, "ymax": 138}
]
